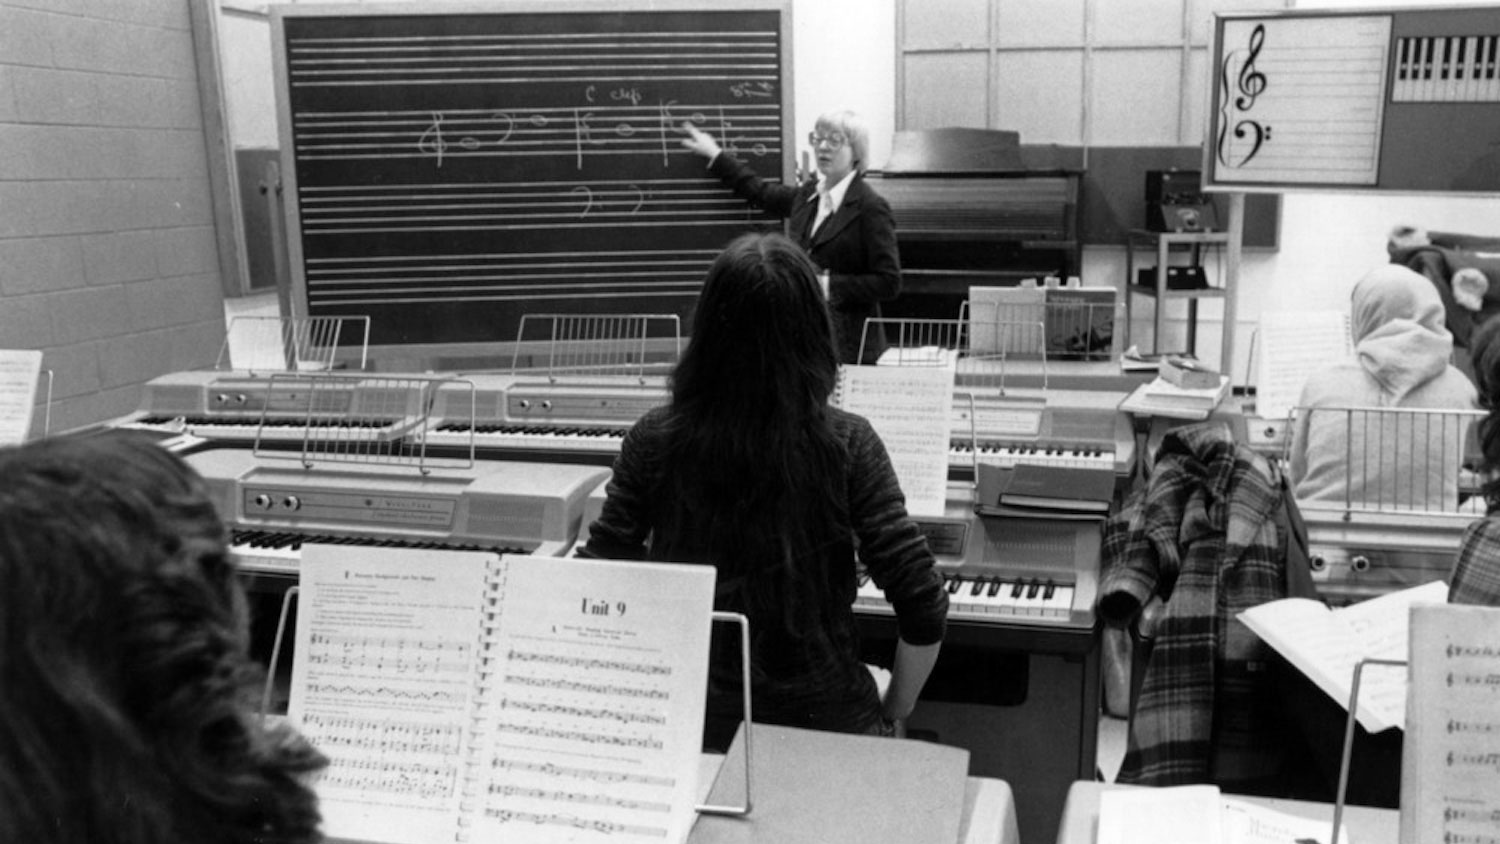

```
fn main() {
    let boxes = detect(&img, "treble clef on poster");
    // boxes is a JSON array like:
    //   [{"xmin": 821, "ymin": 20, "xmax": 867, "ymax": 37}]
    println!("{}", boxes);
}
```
[{"xmin": 1216, "ymin": 23, "xmax": 1271, "ymax": 169}]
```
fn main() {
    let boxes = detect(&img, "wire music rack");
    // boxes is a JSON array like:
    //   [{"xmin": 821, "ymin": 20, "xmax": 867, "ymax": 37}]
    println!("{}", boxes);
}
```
[
  {"xmin": 510, "ymin": 314, "xmax": 682, "ymax": 383},
  {"xmin": 1282, "ymin": 405, "xmax": 1487, "ymax": 516},
  {"xmin": 219, "ymin": 315, "xmax": 371, "ymax": 373},
  {"xmin": 252, "ymin": 373, "xmax": 476, "ymax": 472}
]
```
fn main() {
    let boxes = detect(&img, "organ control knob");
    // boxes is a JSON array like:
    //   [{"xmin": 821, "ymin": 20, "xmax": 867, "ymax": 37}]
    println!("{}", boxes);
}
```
[
  {"xmin": 1309, "ymin": 554, "xmax": 1327, "ymax": 572},
  {"xmin": 234, "ymin": 393, "xmax": 247, "ymax": 405},
  {"xmin": 215, "ymin": 393, "xmax": 230, "ymax": 406},
  {"xmin": 541, "ymin": 400, "xmax": 552, "ymax": 410},
  {"xmin": 518, "ymin": 399, "xmax": 531, "ymax": 409},
  {"xmin": 282, "ymin": 495, "xmax": 302, "ymax": 512},
  {"xmin": 1350, "ymin": 554, "xmax": 1371, "ymax": 573},
  {"xmin": 252, "ymin": 493, "xmax": 273, "ymax": 510}
]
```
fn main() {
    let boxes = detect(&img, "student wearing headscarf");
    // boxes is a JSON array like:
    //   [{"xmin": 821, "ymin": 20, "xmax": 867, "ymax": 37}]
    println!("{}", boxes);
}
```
[{"xmin": 1289, "ymin": 264, "xmax": 1479, "ymax": 510}]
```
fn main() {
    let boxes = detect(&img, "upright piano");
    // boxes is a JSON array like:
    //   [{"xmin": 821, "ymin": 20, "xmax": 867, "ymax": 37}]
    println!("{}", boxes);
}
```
[{"xmin": 871, "ymin": 127, "xmax": 1083, "ymax": 322}]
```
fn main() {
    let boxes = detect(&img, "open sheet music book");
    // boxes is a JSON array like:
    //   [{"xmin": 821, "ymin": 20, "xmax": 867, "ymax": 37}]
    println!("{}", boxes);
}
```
[
  {"xmin": 832, "ymin": 363, "xmax": 955, "ymax": 518},
  {"xmin": 1253, "ymin": 310, "xmax": 1353, "ymax": 421},
  {"xmin": 1237, "ymin": 580, "xmax": 1449, "ymax": 733},
  {"xmin": 0, "ymin": 349, "xmax": 43, "ymax": 446},
  {"xmin": 1401, "ymin": 603, "xmax": 1500, "ymax": 844},
  {"xmin": 1098, "ymin": 785, "xmax": 1349, "ymax": 844},
  {"xmin": 289, "ymin": 547, "xmax": 716, "ymax": 844}
]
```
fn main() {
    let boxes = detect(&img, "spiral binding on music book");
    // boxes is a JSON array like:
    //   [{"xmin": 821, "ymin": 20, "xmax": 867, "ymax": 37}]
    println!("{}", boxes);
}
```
[{"xmin": 455, "ymin": 558, "xmax": 508, "ymax": 841}]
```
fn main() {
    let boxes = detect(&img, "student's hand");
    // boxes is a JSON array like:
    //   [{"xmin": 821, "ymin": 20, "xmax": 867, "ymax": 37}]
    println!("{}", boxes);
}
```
[{"xmin": 680, "ymin": 121, "xmax": 722, "ymax": 160}]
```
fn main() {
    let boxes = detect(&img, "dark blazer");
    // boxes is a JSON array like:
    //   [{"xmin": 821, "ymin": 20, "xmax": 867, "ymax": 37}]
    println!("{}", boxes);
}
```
[{"xmin": 709, "ymin": 153, "xmax": 902, "ymax": 364}]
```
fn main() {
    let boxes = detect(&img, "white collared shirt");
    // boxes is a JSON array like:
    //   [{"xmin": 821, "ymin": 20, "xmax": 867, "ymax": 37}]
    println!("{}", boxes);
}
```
[{"xmin": 811, "ymin": 169, "xmax": 856, "ymax": 237}]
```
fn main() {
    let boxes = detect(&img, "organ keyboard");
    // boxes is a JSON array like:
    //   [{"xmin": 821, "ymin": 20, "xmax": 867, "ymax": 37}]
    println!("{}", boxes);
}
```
[
  {"xmin": 854, "ymin": 481, "xmax": 1100, "ymax": 631},
  {"xmin": 114, "ymin": 370, "xmax": 421, "ymax": 445},
  {"xmin": 417, "ymin": 373, "xmax": 668, "ymax": 461},
  {"xmin": 949, "ymin": 389, "xmax": 1136, "ymax": 478},
  {"xmin": 186, "ymin": 447, "xmax": 610, "ymax": 576}
]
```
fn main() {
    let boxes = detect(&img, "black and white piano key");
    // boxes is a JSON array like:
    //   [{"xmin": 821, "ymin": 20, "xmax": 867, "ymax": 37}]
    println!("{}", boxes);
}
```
[{"xmin": 1393, "ymin": 34, "xmax": 1500, "ymax": 102}]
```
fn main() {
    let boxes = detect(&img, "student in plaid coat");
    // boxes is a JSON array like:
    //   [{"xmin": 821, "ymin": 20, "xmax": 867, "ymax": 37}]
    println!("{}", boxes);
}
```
[{"xmin": 1453, "ymin": 319, "xmax": 1500, "ymax": 605}]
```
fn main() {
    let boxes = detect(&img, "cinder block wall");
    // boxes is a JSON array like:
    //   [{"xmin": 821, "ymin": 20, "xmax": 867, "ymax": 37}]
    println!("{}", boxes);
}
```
[{"xmin": 0, "ymin": 0, "xmax": 225, "ymax": 437}]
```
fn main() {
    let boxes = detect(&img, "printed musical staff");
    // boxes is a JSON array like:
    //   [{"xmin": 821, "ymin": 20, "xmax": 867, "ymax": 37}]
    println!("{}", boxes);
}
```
[
  {"xmin": 486, "ymin": 784, "xmax": 671, "ymax": 814},
  {"xmin": 498, "ymin": 696, "xmax": 667, "ymax": 726},
  {"xmin": 504, "ymin": 647, "xmax": 671, "ymax": 676},
  {"xmin": 301, "ymin": 714, "xmax": 466, "ymax": 756},
  {"xmin": 1406, "ymin": 604, "xmax": 1500, "ymax": 844},
  {"xmin": 318, "ymin": 754, "xmax": 459, "ymax": 800},
  {"xmin": 482, "ymin": 809, "xmax": 667, "ymax": 839},
  {"xmin": 490, "ymin": 759, "xmax": 676, "ymax": 789},
  {"xmin": 1214, "ymin": 15, "xmax": 1390, "ymax": 185},
  {"xmin": 504, "ymin": 673, "xmax": 670, "ymax": 700}
]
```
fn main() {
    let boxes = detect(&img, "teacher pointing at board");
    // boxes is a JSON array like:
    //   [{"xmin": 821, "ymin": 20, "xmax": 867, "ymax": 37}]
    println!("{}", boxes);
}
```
[{"xmin": 682, "ymin": 111, "xmax": 902, "ymax": 364}]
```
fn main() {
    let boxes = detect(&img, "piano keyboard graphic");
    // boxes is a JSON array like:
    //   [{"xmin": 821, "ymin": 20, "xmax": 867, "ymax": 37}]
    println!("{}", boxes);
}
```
[
  {"xmin": 855, "ymin": 570, "xmax": 1076, "ymax": 624},
  {"xmin": 1393, "ymin": 34, "xmax": 1500, "ymax": 102}
]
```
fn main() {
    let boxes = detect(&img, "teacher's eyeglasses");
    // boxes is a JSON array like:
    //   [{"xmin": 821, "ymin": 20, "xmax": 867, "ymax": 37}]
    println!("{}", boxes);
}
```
[{"xmin": 808, "ymin": 131, "xmax": 848, "ymax": 150}]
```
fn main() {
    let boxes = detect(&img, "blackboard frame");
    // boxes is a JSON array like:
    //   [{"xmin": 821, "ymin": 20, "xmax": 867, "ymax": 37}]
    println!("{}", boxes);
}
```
[
  {"xmin": 272, "ymin": 0, "xmax": 794, "ymax": 364},
  {"xmin": 1206, "ymin": 5, "xmax": 1500, "ymax": 195}
]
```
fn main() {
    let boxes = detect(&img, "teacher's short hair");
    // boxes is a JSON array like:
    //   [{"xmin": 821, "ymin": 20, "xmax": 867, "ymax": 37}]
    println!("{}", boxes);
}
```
[{"xmin": 816, "ymin": 110, "xmax": 871, "ymax": 174}]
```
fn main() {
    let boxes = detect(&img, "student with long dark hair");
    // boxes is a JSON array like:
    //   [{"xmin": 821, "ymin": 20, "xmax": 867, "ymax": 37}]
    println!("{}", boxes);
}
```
[
  {"xmin": 582, "ymin": 232, "xmax": 947, "ymax": 749},
  {"xmin": 0, "ymin": 431, "xmax": 326, "ymax": 844}
]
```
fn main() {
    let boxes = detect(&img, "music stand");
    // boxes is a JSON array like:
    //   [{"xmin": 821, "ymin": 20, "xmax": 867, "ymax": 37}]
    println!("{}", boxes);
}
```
[
  {"xmin": 696, "ymin": 611, "xmax": 755, "ymax": 817},
  {"xmin": 1332, "ymin": 656, "xmax": 1406, "ymax": 844}
]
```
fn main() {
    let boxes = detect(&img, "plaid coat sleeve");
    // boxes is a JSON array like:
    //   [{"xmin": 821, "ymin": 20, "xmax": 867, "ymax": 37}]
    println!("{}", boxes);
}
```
[{"xmin": 1451, "ymin": 517, "xmax": 1500, "ymax": 606}]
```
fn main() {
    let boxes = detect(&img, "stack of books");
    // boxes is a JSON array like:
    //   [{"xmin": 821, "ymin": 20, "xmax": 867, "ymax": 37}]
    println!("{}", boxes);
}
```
[{"xmin": 1118, "ymin": 373, "xmax": 1230, "ymax": 420}]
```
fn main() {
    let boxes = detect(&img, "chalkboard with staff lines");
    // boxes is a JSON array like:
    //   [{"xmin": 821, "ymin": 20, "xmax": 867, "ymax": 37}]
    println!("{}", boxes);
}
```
[{"xmin": 272, "ymin": 2, "xmax": 792, "ymax": 355}]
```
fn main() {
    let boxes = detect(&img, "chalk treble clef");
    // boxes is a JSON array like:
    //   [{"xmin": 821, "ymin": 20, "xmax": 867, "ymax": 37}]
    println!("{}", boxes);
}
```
[
  {"xmin": 417, "ymin": 112, "xmax": 448, "ymax": 168},
  {"xmin": 1235, "ymin": 24, "xmax": 1268, "ymax": 111}
]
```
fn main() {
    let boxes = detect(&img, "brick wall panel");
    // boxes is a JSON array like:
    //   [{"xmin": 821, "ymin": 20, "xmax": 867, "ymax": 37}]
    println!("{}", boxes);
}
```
[
  {"xmin": 99, "ymin": 329, "xmax": 173, "ymax": 388},
  {"xmin": 0, "ymin": 294, "xmax": 57, "ymax": 347},
  {"xmin": 49, "ymin": 286, "xmax": 131, "ymax": 344},
  {"xmin": 0, "ymin": 7, "xmax": 58, "ymax": 69},
  {"xmin": 155, "ymin": 226, "xmax": 218, "ymax": 278},
  {"xmin": 83, "ymin": 231, "xmax": 160, "ymax": 286},
  {"xmin": 0, "ymin": 235, "xmax": 85, "ymax": 296},
  {"xmin": 9, "ymin": 66, "xmax": 99, "ymax": 125}
]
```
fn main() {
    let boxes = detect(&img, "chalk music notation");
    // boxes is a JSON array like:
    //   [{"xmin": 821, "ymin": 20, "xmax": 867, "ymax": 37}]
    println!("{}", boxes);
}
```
[
  {"xmin": 1445, "ymin": 806, "xmax": 1500, "ymax": 824},
  {"xmin": 1214, "ymin": 15, "xmax": 1390, "ymax": 185},
  {"xmin": 491, "ymin": 759, "xmax": 676, "ymax": 789},
  {"xmin": 1393, "ymin": 35, "xmax": 1500, "ymax": 102},
  {"xmin": 318, "ymin": 754, "xmax": 458, "ymax": 800},
  {"xmin": 285, "ymin": 27, "xmax": 779, "ymax": 91},
  {"xmin": 293, "ymin": 102, "xmax": 778, "ymax": 168},
  {"xmin": 300, "ymin": 713, "xmax": 466, "ymax": 756},
  {"xmin": 483, "ymin": 809, "xmax": 667, "ymax": 839}
]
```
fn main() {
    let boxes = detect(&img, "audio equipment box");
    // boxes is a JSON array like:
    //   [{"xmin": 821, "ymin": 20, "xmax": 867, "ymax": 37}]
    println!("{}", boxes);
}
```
[{"xmin": 1145, "ymin": 169, "xmax": 1217, "ymax": 232}]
